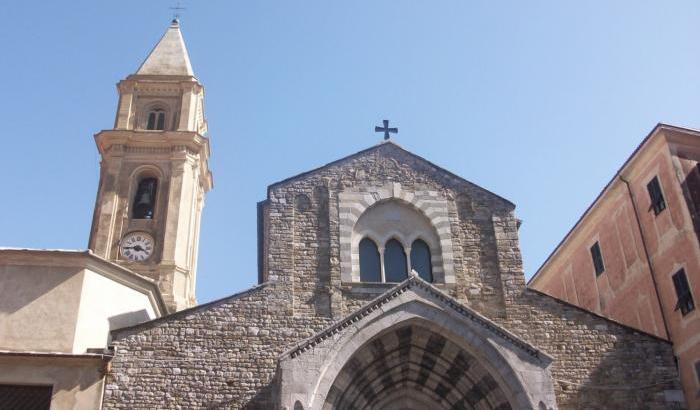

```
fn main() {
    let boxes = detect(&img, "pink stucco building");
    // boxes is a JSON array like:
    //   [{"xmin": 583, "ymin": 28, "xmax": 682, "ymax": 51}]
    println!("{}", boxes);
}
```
[{"xmin": 530, "ymin": 123, "xmax": 700, "ymax": 408}]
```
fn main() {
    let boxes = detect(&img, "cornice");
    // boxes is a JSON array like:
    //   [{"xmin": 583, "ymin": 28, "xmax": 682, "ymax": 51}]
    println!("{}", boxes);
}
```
[
  {"xmin": 0, "ymin": 350, "xmax": 113, "ymax": 363},
  {"xmin": 94, "ymin": 129, "xmax": 213, "ymax": 191},
  {"xmin": 122, "ymin": 74, "xmax": 200, "ymax": 84},
  {"xmin": 94, "ymin": 130, "xmax": 209, "ymax": 155}
]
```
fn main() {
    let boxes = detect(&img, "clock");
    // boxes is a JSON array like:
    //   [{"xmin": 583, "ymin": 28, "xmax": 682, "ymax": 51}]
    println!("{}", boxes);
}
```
[{"xmin": 120, "ymin": 232, "xmax": 155, "ymax": 262}]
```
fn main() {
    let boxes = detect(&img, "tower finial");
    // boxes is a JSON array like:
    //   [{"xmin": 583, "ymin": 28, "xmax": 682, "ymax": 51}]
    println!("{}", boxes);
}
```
[{"xmin": 170, "ymin": 1, "xmax": 186, "ymax": 23}]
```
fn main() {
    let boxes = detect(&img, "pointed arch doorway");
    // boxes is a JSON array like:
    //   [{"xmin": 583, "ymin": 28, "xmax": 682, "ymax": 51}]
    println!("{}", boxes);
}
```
[
  {"xmin": 277, "ymin": 278, "xmax": 557, "ymax": 410},
  {"xmin": 323, "ymin": 324, "xmax": 513, "ymax": 410}
]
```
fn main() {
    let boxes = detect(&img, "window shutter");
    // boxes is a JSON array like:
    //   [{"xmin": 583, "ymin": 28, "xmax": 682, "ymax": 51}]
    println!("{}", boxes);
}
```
[
  {"xmin": 590, "ymin": 242, "xmax": 605, "ymax": 276},
  {"xmin": 647, "ymin": 177, "xmax": 666, "ymax": 215},
  {"xmin": 672, "ymin": 269, "xmax": 695, "ymax": 315}
]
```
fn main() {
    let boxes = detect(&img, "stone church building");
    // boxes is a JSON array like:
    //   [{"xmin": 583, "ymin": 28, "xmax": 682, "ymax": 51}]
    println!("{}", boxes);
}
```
[{"xmin": 0, "ymin": 20, "xmax": 690, "ymax": 409}]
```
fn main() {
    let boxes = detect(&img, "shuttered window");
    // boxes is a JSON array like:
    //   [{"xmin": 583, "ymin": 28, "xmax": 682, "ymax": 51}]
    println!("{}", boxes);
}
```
[
  {"xmin": 672, "ymin": 268, "xmax": 695, "ymax": 316},
  {"xmin": 590, "ymin": 242, "xmax": 605, "ymax": 276},
  {"xmin": 647, "ymin": 176, "xmax": 667, "ymax": 215}
]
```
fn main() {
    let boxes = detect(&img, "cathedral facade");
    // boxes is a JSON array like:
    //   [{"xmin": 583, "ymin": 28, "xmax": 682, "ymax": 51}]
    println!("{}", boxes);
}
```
[
  {"xmin": 99, "ymin": 22, "xmax": 685, "ymax": 410},
  {"xmin": 0, "ymin": 21, "xmax": 689, "ymax": 409}
]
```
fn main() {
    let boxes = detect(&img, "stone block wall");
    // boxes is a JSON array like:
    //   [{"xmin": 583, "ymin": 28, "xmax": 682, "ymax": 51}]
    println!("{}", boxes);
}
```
[
  {"xmin": 103, "ymin": 284, "xmax": 333, "ymax": 409},
  {"xmin": 507, "ymin": 290, "xmax": 682, "ymax": 409},
  {"xmin": 103, "ymin": 283, "xmax": 683, "ymax": 409}
]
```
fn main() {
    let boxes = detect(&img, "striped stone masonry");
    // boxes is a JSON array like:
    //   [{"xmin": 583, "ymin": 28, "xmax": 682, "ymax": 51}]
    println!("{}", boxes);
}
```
[{"xmin": 338, "ymin": 182, "xmax": 455, "ymax": 284}]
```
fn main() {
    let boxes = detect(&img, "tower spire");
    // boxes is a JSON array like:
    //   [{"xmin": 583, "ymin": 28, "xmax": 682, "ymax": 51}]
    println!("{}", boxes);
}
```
[{"xmin": 135, "ymin": 20, "xmax": 194, "ymax": 76}]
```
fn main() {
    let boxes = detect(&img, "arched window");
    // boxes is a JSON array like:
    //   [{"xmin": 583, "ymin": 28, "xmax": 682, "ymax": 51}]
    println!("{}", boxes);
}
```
[
  {"xmin": 132, "ymin": 178, "xmax": 158, "ymax": 219},
  {"xmin": 384, "ymin": 239, "xmax": 408, "ymax": 282},
  {"xmin": 146, "ymin": 108, "xmax": 166, "ymax": 130},
  {"xmin": 410, "ymin": 239, "xmax": 433, "ymax": 282},
  {"xmin": 359, "ymin": 238, "xmax": 381, "ymax": 282}
]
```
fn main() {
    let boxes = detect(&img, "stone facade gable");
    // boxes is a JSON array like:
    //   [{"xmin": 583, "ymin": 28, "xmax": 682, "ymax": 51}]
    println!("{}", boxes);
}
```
[
  {"xmin": 267, "ymin": 141, "xmax": 514, "ymax": 209},
  {"xmin": 258, "ymin": 141, "xmax": 520, "ymax": 320}
]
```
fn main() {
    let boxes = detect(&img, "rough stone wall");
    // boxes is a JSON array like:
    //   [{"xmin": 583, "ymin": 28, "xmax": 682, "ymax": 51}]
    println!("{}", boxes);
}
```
[
  {"xmin": 102, "ymin": 286, "xmax": 683, "ymax": 409},
  {"xmin": 291, "ymin": 188, "xmax": 332, "ymax": 318},
  {"xmin": 103, "ymin": 284, "xmax": 333, "ymax": 409},
  {"xmin": 507, "ymin": 291, "xmax": 682, "ymax": 409}
]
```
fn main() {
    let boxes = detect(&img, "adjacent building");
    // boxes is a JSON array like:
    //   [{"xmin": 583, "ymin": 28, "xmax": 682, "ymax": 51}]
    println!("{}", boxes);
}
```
[{"xmin": 530, "ymin": 123, "xmax": 700, "ymax": 408}]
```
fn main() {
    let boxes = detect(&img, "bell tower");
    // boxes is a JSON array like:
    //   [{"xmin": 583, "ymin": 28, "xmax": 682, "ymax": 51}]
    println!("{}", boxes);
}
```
[{"xmin": 88, "ymin": 20, "xmax": 213, "ymax": 312}]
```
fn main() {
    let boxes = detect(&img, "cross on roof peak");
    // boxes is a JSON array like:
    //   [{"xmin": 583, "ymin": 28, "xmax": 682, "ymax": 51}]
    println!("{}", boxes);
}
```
[{"xmin": 375, "ymin": 119, "xmax": 398, "ymax": 141}]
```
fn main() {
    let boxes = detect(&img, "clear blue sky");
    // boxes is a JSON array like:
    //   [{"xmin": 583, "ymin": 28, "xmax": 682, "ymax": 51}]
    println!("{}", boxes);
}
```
[{"xmin": 1, "ymin": 1, "xmax": 699, "ymax": 303}]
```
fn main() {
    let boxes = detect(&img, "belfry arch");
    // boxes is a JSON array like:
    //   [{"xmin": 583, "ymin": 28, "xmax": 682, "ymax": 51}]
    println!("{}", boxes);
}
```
[{"xmin": 277, "ymin": 277, "xmax": 557, "ymax": 410}]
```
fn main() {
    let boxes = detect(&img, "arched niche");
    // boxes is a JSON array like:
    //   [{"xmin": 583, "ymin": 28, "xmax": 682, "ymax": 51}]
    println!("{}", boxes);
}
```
[{"xmin": 128, "ymin": 165, "xmax": 164, "ymax": 221}]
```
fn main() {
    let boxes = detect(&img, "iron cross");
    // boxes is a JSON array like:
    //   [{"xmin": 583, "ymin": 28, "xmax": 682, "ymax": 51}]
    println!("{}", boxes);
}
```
[
  {"xmin": 170, "ymin": 1, "xmax": 186, "ymax": 21},
  {"xmin": 375, "ymin": 120, "xmax": 398, "ymax": 140}
]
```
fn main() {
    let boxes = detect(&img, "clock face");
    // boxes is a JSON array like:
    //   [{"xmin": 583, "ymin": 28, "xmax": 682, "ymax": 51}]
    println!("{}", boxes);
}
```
[{"xmin": 120, "ymin": 232, "xmax": 155, "ymax": 262}]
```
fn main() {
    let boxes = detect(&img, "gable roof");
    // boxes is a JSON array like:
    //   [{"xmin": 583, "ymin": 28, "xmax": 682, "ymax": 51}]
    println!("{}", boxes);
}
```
[
  {"xmin": 135, "ymin": 19, "xmax": 194, "ymax": 76},
  {"xmin": 267, "ymin": 140, "xmax": 515, "ymax": 208},
  {"xmin": 110, "ymin": 282, "xmax": 271, "ymax": 337},
  {"xmin": 0, "ymin": 248, "xmax": 168, "ymax": 316},
  {"xmin": 282, "ymin": 273, "xmax": 549, "ymax": 361}
]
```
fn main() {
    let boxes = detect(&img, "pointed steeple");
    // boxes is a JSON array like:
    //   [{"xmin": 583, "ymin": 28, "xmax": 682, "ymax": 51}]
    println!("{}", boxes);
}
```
[{"xmin": 136, "ymin": 19, "xmax": 194, "ymax": 76}]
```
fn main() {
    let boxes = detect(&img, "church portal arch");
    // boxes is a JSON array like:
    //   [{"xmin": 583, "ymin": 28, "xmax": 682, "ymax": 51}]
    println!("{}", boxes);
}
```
[
  {"xmin": 323, "ymin": 322, "xmax": 515, "ymax": 410},
  {"xmin": 277, "ymin": 282, "xmax": 557, "ymax": 410}
]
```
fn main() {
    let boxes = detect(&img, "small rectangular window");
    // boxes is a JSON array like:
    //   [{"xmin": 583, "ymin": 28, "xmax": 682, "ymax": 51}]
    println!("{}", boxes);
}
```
[
  {"xmin": 590, "ymin": 242, "xmax": 605, "ymax": 276},
  {"xmin": 647, "ymin": 176, "xmax": 667, "ymax": 215},
  {"xmin": 672, "ymin": 268, "xmax": 695, "ymax": 316}
]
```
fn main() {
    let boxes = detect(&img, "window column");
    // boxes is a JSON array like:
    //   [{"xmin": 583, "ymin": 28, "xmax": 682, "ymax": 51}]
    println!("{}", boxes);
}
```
[{"xmin": 379, "ymin": 247, "xmax": 386, "ymax": 282}]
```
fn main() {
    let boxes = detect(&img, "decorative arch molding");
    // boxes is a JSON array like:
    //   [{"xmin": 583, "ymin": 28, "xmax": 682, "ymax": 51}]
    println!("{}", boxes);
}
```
[
  {"xmin": 339, "ymin": 182, "xmax": 455, "ymax": 284},
  {"xmin": 129, "ymin": 164, "xmax": 165, "ymax": 180},
  {"xmin": 276, "ymin": 277, "xmax": 557, "ymax": 410}
]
